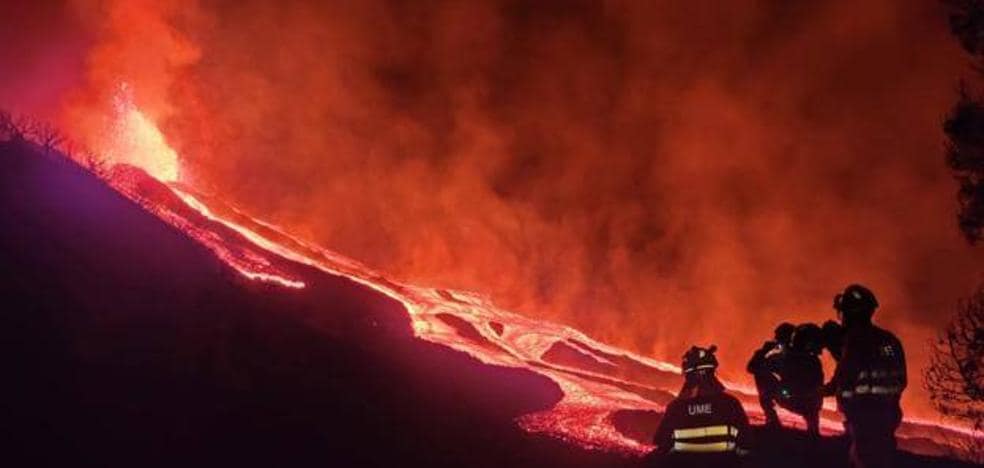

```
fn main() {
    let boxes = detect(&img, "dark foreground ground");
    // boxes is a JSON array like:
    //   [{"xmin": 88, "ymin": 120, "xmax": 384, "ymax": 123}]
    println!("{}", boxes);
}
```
[{"xmin": 0, "ymin": 140, "xmax": 975, "ymax": 467}]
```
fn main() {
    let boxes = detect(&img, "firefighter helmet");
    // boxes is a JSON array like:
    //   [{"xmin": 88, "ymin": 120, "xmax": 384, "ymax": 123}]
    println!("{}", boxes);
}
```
[
  {"xmin": 774, "ymin": 322, "xmax": 797, "ymax": 346},
  {"xmin": 833, "ymin": 284, "xmax": 879, "ymax": 322},
  {"xmin": 682, "ymin": 345, "xmax": 719, "ymax": 374},
  {"xmin": 791, "ymin": 323, "xmax": 823, "ymax": 355}
]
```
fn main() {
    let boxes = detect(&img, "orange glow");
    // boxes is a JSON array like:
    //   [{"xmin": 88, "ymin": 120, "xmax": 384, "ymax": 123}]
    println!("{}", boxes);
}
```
[
  {"xmin": 44, "ymin": 0, "xmax": 984, "ymax": 458},
  {"xmin": 94, "ymin": 105, "xmax": 979, "ymax": 455},
  {"xmin": 55, "ymin": 0, "xmax": 984, "ymax": 426},
  {"xmin": 138, "ymin": 162, "xmax": 980, "ymax": 455},
  {"xmin": 106, "ymin": 83, "xmax": 179, "ymax": 181},
  {"xmin": 106, "ymin": 163, "xmax": 304, "ymax": 290}
]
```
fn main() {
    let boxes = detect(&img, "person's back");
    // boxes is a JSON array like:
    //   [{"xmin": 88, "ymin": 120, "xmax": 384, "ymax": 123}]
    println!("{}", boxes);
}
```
[
  {"xmin": 783, "ymin": 324, "xmax": 825, "ymax": 397},
  {"xmin": 654, "ymin": 392, "xmax": 749, "ymax": 468},
  {"xmin": 824, "ymin": 284, "xmax": 907, "ymax": 468},
  {"xmin": 836, "ymin": 323, "xmax": 906, "ymax": 421},
  {"xmin": 747, "ymin": 322, "xmax": 825, "ymax": 433},
  {"xmin": 775, "ymin": 347, "xmax": 824, "ymax": 434},
  {"xmin": 779, "ymin": 350, "xmax": 822, "ymax": 397},
  {"xmin": 652, "ymin": 345, "xmax": 751, "ymax": 468}
]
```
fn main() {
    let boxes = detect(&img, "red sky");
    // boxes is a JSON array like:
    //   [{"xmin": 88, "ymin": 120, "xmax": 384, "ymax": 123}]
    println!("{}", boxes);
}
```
[{"xmin": 3, "ymin": 0, "xmax": 983, "ymax": 420}]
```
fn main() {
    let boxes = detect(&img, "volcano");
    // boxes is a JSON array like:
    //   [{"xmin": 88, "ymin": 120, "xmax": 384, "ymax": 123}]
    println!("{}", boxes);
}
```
[{"xmin": 0, "ymin": 133, "xmax": 979, "ymax": 467}]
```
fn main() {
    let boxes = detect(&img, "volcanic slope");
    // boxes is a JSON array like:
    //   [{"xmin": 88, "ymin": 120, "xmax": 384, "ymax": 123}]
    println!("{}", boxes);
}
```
[{"xmin": 0, "ymin": 140, "xmax": 976, "ymax": 468}]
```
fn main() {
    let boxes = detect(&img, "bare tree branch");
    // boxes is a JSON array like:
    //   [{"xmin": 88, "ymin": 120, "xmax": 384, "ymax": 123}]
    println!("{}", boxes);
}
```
[{"xmin": 925, "ymin": 287, "xmax": 984, "ymax": 439}]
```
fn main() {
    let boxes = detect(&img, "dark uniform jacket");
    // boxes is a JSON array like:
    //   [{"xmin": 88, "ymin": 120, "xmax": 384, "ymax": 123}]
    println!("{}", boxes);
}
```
[
  {"xmin": 746, "ymin": 346, "xmax": 784, "ymax": 376},
  {"xmin": 748, "ymin": 347, "xmax": 823, "ymax": 401},
  {"xmin": 779, "ymin": 351, "xmax": 823, "ymax": 399},
  {"xmin": 827, "ymin": 323, "xmax": 906, "ymax": 416},
  {"xmin": 653, "ymin": 391, "xmax": 751, "ymax": 467}
]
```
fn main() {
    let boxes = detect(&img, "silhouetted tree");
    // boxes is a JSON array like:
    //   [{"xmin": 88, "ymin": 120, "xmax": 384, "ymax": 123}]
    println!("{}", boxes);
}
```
[
  {"xmin": 81, "ymin": 150, "xmax": 109, "ymax": 178},
  {"xmin": 0, "ymin": 109, "xmax": 108, "ymax": 178},
  {"xmin": 944, "ymin": 0, "xmax": 984, "ymax": 242},
  {"xmin": 0, "ymin": 110, "xmax": 24, "ymax": 142},
  {"xmin": 944, "ymin": 87, "xmax": 984, "ymax": 242},
  {"xmin": 937, "ymin": 8, "xmax": 984, "ymax": 460},
  {"xmin": 29, "ymin": 121, "xmax": 65, "ymax": 156},
  {"xmin": 925, "ymin": 288, "xmax": 984, "ymax": 461},
  {"xmin": 945, "ymin": 0, "xmax": 984, "ymax": 64}
]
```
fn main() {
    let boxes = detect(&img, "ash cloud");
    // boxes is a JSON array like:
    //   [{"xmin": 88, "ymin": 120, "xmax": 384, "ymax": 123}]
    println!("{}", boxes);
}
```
[
  {"xmin": 0, "ymin": 1, "xmax": 89, "ymax": 119},
  {"xmin": 37, "ymin": 0, "xmax": 984, "ymax": 417}
]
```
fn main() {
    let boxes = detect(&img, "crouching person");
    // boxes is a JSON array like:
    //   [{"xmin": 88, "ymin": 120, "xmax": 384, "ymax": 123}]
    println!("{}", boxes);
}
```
[{"xmin": 651, "ymin": 345, "xmax": 751, "ymax": 468}]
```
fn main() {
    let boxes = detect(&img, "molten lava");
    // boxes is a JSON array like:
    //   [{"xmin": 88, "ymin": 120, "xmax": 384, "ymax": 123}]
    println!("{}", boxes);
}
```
[
  {"xmin": 91, "ymin": 98, "xmax": 979, "ymax": 457},
  {"xmin": 106, "ymin": 83, "xmax": 179, "ymax": 182}
]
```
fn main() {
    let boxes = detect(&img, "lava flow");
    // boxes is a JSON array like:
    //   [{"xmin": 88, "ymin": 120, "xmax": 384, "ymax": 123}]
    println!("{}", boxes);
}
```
[{"xmin": 89, "ymin": 90, "xmax": 978, "ymax": 457}]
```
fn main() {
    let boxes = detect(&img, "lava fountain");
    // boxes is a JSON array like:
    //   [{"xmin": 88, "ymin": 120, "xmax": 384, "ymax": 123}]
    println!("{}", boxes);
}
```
[
  {"xmin": 81, "ymin": 89, "xmax": 978, "ymax": 457},
  {"xmin": 105, "ymin": 83, "xmax": 179, "ymax": 182}
]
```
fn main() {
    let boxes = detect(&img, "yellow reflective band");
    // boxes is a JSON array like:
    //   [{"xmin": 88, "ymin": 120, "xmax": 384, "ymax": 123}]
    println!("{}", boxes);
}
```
[
  {"xmin": 672, "ymin": 441, "xmax": 736, "ymax": 453},
  {"xmin": 854, "ymin": 384, "xmax": 898, "ymax": 395},
  {"xmin": 843, "ymin": 385, "xmax": 900, "ymax": 398},
  {"xmin": 673, "ymin": 425, "xmax": 734, "ymax": 440},
  {"xmin": 870, "ymin": 385, "xmax": 900, "ymax": 395},
  {"xmin": 859, "ymin": 369, "xmax": 902, "ymax": 380},
  {"xmin": 684, "ymin": 364, "xmax": 717, "ymax": 374}
]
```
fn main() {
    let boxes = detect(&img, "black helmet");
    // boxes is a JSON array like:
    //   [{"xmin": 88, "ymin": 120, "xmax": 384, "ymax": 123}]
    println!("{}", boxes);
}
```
[
  {"xmin": 774, "ymin": 322, "xmax": 797, "ymax": 346},
  {"xmin": 682, "ymin": 345, "xmax": 718, "ymax": 375},
  {"xmin": 791, "ymin": 323, "xmax": 823, "ymax": 355},
  {"xmin": 821, "ymin": 320, "xmax": 844, "ymax": 344},
  {"xmin": 833, "ymin": 284, "xmax": 878, "ymax": 323}
]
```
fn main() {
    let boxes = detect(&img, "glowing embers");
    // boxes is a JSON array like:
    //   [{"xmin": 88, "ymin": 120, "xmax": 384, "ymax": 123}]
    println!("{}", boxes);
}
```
[
  {"xmin": 154, "ymin": 189, "xmax": 982, "ymax": 456},
  {"xmin": 96, "ymin": 103, "xmax": 977, "ymax": 454},
  {"xmin": 106, "ymin": 164, "xmax": 305, "ymax": 289},
  {"xmin": 106, "ymin": 83, "xmax": 180, "ymax": 182}
]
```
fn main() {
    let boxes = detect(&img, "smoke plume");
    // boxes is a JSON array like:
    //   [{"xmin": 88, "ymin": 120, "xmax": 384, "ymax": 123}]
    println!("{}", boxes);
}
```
[{"xmin": 9, "ymin": 0, "xmax": 984, "ymax": 419}]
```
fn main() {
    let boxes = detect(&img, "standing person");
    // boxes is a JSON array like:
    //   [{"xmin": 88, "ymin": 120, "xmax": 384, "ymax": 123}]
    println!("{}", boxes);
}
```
[
  {"xmin": 651, "ymin": 345, "xmax": 751, "ymax": 468},
  {"xmin": 748, "ymin": 323, "xmax": 824, "ymax": 434},
  {"xmin": 822, "ymin": 284, "xmax": 907, "ymax": 468}
]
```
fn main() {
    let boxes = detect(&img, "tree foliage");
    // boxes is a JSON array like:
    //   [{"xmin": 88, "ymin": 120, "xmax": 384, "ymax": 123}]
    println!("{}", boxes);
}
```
[
  {"xmin": 0, "ymin": 110, "xmax": 25, "ymax": 142},
  {"xmin": 944, "ymin": 87, "xmax": 984, "ymax": 242},
  {"xmin": 944, "ymin": 0, "xmax": 984, "ymax": 243},
  {"xmin": 945, "ymin": 0, "xmax": 984, "ymax": 63},
  {"xmin": 925, "ymin": 288, "xmax": 984, "ymax": 462},
  {"xmin": 0, "ymin": 108, "xmax": 107, "ymax": 177},
  {"xmin": 926, "ymin": 288, "xmax": 984, "ymax": 428}
]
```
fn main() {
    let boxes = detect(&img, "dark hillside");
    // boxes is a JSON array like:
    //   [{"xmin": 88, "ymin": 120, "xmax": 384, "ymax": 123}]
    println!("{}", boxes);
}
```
[{"xmin": 0, "ymin": 141, "xmax": 627, "ymax": 467}]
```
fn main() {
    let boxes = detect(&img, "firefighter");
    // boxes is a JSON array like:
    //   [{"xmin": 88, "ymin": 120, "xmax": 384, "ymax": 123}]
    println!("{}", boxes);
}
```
[
  {"xmin": 822, "ymin": 284, "xmax": 906, "ymax": 468},
  {"xmin": 747, "ymin": 323, "xmax": 824, "ymax": 434},
  {"xmin": 746, "ymin": 323, "xmax": 796, "ymax": 429},
  {"xmin": 652, "ymin": 345, "xmax": 751, "ymax": 468}
]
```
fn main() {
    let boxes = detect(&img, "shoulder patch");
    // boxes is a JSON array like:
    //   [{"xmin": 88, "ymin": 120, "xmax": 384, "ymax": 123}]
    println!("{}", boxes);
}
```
[{"xmin": 687, "ymin": 403, "xmax": 713, "ymax": 416}]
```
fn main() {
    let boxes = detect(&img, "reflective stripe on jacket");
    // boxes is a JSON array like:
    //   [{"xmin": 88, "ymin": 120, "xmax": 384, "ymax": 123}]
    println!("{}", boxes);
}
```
[
  {"xmin": 829, "ymin": 324, "xmax": 906, "ymax": 406},
  {"xmin": 670, "ymin": 424, "xmax": 741, "ymax": 453},
  {"xmin": 654, "ymin": 390, "xmax": 751, "ymax": 456}
]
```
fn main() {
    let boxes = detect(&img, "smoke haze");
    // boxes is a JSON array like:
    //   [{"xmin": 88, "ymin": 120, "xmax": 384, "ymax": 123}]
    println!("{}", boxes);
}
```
[{"xmin": 6, "ymin": 0, "xmax": 984, "ymax": 418}]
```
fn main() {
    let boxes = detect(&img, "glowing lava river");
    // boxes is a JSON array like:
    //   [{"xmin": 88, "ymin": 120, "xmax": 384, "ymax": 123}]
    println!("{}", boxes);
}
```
[{"xmin": 80, "ymin": 94, "xmax": 978, "ymax": 459}]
